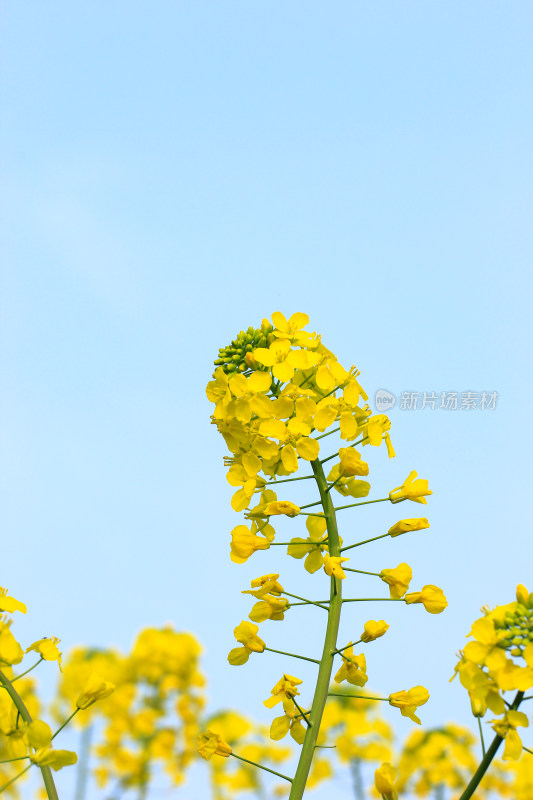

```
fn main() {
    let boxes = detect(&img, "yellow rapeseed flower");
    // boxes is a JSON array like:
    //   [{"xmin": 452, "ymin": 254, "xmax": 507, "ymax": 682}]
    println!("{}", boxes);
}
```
[
  {"xmin": 76, "ymin": 673, "xmax": 116, "ymax": 709},
  {"xmin": 230, "ymin": 523, "xmax": 271, "ymax": 563},
  {"xmin": 334, "ymin": 647, "xmax": 368, "ymax": 687},
  {"xmin": 227, "ymin": 621, "xmax": 266, "ymax": 666},
  {"xmin": 379, "ymin": 564, "xmax": 413, "ymax": 599},
  {"xmin": 0, "ymin": 587, "xmax": 27, "ymax": 615},
  {"xmin": 389, "ymin": 471, "xmax": 433, "ymax": 505},
  {"xmin": 388, "ymin": 518, "xmax": 430, "ymax": 537},
  {"xmin": 360, "ymin": 620, "xmax": 389, "ymax": 642},
  {"xmin": 323, "ymin": 554, "xmax": 349, "ymax": 580},
  {"xmin": 388, "ymin": 686, "xmax": 429, "ymax": 724},
  {"xmin": 197, "ymin": 729, "xmax": 232, "ymax": 760},
  {"xmin": 262, "ymin": 501, "xmax": 300, "ymax": 517},
  {"xmin": 375, "ymin": 762, "xmax": 398, "ymax": 800},
  {"xmin": 26, "ymin": 637, "xmax": 63, "ymax": 669},
  {"xmin": 405, "ymin": 585, "xmax": 448, "ymax": 614}
]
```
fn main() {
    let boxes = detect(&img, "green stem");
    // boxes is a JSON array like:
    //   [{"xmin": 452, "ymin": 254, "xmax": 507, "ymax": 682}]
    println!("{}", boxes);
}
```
[
  {"xmin": 266, "ymin": 475, "xmax": 314, "ymax": 485},
  {"xmin": 328, "ymin": 692, "xmax": 387, "ymax": 701},
  {"xmin": 230, "ymin": 752, "xmax": 292, "ymax": 783},
  {"xmin": 292, "ymin": 698, "xmax": 311, "ymax": 727},
  {"xmin": 319, "ymin": 437, "xmax": 365, "ymax": 467},
  {"xmin": 299, "ymin": 512, "xmax": 328, "ymax": 517},
  {"xmin": 313, "ymin": 427, "xmax": 340, "ymax": 441},
  {"xmin": 0, "ymin": 669, "xmax": 60, "ymax": 800},
  {"xmin": 340, "ymin": 532, "xmax": 390, "ymax": 552},
  {"xmin": 271, "ymin": 541, "xmax": 323, "ymax": 546},
  {"xmin": 52, "ymin": 708, "xmax": 80, "ymax": 740},
  {"xmin": 12, "ymin": 658, "xmax": 44, "ymax": 682},
  {"xmin": 477, "ymin": 716, "xmax": 486, "ymax": 758},
  {"xmin": 264, "ymin": 647, "xmax": 320, "ymax": 665},
  {"xmin": 332, "ymin": 640, "xmax": 362, "ymax": 655},
  {"xmin": 282, "ymin": 591, "xmax": 330, "ymax": 611},
  {"xmin": 288, "ymin": 458, "xmax": 343, "ymax": 800},
  {"xmin": 344, "ymin": 568, "xmax": 381, "ymax": 577},
  {"xmin": 0, "ymin": 756, "xmax": 30, "ymax": 764},
  {"xmin": 74, "ymin": 724, "xmax": 93, "ymax": 800},
  {"xmin": 299, "ymin": 501, "xmax": 323, "ymax": 510},
  {"xmin": 0, "ymin": 763, "xmax": 32, "ymax": 792},
  {"xmin": 343, "ymin": 598, "xmax": 403, "ymax": 603},
  {"xmin": 334, "ymin": 497, "xmax": 390, "ymax": 512},
  {"xmin": 325, "ymin": 476, "xmax": 342, "ymax": 494},
  {"xmin": 350, "ymin": 758, "xmax": 365, "ymax": 800},
  {"xmin": 458, "ymin": 691, "xmax": 524, "ymax": 800}
]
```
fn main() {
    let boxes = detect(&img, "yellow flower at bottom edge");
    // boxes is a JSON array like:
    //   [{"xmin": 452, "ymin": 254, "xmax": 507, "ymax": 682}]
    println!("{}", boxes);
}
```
[
  {"xmin": 197, "ymin": 729, "xmax": 232, "ymax": 760},
  {"xmin": 375, "ymin": 762, "xmax": 398, "ymax": 800},
  {"xmin": 388, "ymin": 686, "xmax": 429, "ymax": 724},
  {"xmin": 405, "ymin": 585, "xmax": 447, "ymax": 614}
]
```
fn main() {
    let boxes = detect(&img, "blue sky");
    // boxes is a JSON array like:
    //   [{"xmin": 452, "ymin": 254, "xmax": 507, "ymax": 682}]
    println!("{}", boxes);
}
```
[{"xmin": 1, "ymin": 2, "xmax": 532, "ymax": 797}]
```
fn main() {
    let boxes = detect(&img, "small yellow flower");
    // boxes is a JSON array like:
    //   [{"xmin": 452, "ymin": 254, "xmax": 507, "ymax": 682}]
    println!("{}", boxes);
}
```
[
  {"xmin": 389, "ymin": 471, "xmax": 433, "ymax": 505},
  {"xmin": 338, "ymin": 448, "xmax": 369, "ymax": 477},
  {"xmin": 246, "ymin": 574, "xmax": 284, "ymax": 596},
  {"xmin": 0, "ymin": 587, "xmax": 27, "ymax": 615},
  {"xmin": 334, "ymin": 647, "xmax": 368, "ymax": 687},
  {"xmin": 227, "ymin": 621, "xmax": 266, "ymax": 666},
  {"xmin": 32, "ymin": 748, "xmax": 78, "ymax": 771},
  {"xmin": 388, "ymin": 686, "xmax": 429, "ymax": 724},
  {"xmin": 360, "ymin": 620, "xmax": 389, "ymax": 642},
  {"xmin": 197, "ymin": 729, "xmax": 232, "ymax": 760},
  {"xmin": 248, "ymin": 595, "xmax": 289, "ymax": 623},
  {"xmin": 405, "ymin": 585, "xmax": 448, "ymax": 614},
  {"xmin": 388, "ymin": 518, "xmax": 430, "ymax": 537},
  {"xmin": 491, "ymin": 711, "xmax": 529, "ymax": 760},
  {"xmin": 264, "ymin": 674, "xmax": 302, "ymax": 709},
  {"xmin": 230, "ymin": 524, "xmax": 271, "ymax": 563},
  {"xmin": 323, "ymin": 554, "xmax": 349, "ymax": 580},
  {"xmin": 76, "ymin": 673, "xmax": 116, "ymax": 709},
  {"xmin": 287, "ymin": 515, "xmax": 328, "ymax": 574},
  {"xmin": 254, "ymin": 339, "xmax": 318, "ymax": 383},
  {"xmin": 26, "ymin": 637, "xmax": 63, "ymax": 669},
  {"xmin": 379, "ymin": 563, "xmax": 412, "ymax": 599},
  {"xmin": 463, "ymin": 617, "xmax": 508, "ymax": 671},
  {"xmin": 263, "ymin": 501, "xmax": 300, "ymax": 517},
  {"xmin": 374, "ymin": 762, "xmax": 398, "ymax": 800},
  {"xmin": 516, "ymin": 584, "xmax": 531, "ymax": 606}
]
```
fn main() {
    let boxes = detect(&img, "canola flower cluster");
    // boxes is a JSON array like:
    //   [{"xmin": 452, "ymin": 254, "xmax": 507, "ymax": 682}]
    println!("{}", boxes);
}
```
[
  {"xmin": 2, "ymin": 312, "xmax": 529, "ymax": 799},
  {"xmin": 52, "ymin": 626, "xmax": 205, "ymax": 796},
  {"xmin": 203, "ymin": 312, "xmax": 449, "ymax": 799},
  {"xmin": 452, "ymin": 585, "xmax": 533, "ymax": 762},
  {"xmin": 0, "ymin": 587, "xmax": 114, "ymax": 798}
]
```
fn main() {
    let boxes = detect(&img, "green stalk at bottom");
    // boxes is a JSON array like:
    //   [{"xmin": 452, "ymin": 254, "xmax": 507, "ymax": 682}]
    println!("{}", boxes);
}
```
[
  {"xmin": 0, "ymin": 668, "xmax": 60, "ymax": 800},
  {"xmin": 458, "ymin": 691, "xmax": 524, "ymax": 800},
  {"xmin": 288, "ymin": 459, "xmax": 342, "ymax": 800}
]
